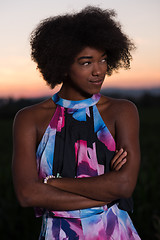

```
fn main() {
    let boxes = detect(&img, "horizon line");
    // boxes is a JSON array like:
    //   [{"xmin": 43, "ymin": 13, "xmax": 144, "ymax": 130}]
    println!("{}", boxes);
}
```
[{"xmin": 1, "ymin": 86, "xmax": 160, "ymax": 100}]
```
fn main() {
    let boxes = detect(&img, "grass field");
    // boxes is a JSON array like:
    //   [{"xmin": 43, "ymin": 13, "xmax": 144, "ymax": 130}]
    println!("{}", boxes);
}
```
[{"xmin": 0, "ymin": 105, "xmax": 160, "ymax": 239}]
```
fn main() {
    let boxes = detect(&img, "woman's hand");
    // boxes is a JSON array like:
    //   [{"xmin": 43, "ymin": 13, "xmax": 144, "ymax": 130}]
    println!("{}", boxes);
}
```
[{"xmin": 110, "ymin": 148, "xmax": 127, "ymax": 171}]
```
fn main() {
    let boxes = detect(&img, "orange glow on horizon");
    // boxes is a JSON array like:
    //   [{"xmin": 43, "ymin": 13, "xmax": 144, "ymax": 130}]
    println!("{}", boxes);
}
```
[
  {"xmin": 1, "ymin": 72, "xmax": 160, "ymax": 99},
  {"xmin": 0, "ymin": 56, "xmax": 160, "ymax": 99}
]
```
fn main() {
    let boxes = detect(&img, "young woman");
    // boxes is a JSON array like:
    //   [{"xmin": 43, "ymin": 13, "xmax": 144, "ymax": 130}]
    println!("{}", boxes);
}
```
[{"xmin": 12, "ymin": 6, "xmax": 141, "ymax": 239}]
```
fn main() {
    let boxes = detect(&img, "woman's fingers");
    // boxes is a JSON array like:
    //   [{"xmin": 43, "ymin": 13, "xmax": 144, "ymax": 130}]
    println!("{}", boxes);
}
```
[
  {"xmin": 114, "ymin": 157, "xmax": 127, "ymax": 171},
  {"xmin": 114, "ymin": 150, "xmax": 127, "ymax": 169},
  {"xmin": 110, "ymin": 148, "xmax": 124, "ymax": 167},
  {"xmin": 111, "ymin": 148, "xmax": 127, "ymax": 170}
]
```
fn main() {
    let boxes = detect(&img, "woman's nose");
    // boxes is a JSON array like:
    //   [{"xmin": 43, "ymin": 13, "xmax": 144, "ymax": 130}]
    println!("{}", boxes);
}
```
[{"xmin": 92, "ymin": 63, "xmax": 101, "ymax": 76}]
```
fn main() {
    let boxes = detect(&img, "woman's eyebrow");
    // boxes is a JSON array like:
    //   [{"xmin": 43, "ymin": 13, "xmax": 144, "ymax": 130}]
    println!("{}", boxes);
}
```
[
  {"xmin": 77, "ymin": 56, "xmax": 93, "ymax": 60},
  {"xmin": 77, "ymin": 52, "xmax": 106, "ymax": 61}
]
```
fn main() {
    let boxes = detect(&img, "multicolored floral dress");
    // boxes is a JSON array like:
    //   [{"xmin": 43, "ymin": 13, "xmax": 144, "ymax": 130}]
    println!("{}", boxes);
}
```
[{"xmin": 36, "ymin": 92, "xmax": 141, "ymax": 239}]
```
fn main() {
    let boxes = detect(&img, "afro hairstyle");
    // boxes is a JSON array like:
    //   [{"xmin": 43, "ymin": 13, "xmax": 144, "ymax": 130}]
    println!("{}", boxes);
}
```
[{"xmin": 30, "ymin": 6, "xmax": 135, "ymax": 88}]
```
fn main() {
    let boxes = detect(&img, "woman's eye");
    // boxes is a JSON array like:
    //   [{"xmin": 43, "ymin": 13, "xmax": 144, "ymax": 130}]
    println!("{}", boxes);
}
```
[
  {"xmin": 80, "ymin": 62, "xmax": 91, "ymax": 66},
  {"xmin": 100, "ymin": 58, "xmax": 107, "ymax": 63}
]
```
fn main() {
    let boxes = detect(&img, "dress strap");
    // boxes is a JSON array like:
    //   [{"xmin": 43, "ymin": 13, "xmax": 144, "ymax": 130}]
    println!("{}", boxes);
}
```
[{"xmin": 52, "ymin": 92, "xmax": 101, "ymax": 109}]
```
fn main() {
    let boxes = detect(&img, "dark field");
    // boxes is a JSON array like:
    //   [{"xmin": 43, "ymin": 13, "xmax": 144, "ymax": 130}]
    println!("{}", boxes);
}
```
[{"xmin": 0, "ymin": 97, "xmax": 160, "ymax": 239}]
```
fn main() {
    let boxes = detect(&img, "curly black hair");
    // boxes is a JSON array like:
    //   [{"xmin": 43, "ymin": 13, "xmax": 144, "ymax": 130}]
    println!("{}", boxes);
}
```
[{"xmin": 30, "ymin": 6, "xmax": 135, "ymax": 88}]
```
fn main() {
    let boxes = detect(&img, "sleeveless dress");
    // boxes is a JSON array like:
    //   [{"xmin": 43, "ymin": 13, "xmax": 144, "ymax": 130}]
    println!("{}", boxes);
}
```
[{"xmin": 36, "ymin": 92, "xmax": 141, "ymax": 240}]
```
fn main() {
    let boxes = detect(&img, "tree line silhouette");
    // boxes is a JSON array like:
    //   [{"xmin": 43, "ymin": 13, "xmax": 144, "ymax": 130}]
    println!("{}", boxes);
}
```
[{"xmin": 0, "ymin": 92, "xmax": 160, "ymax": 119}]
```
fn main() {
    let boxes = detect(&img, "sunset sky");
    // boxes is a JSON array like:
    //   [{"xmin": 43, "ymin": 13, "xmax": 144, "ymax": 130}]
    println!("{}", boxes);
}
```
[{"xmin": 0, "ymin": 0, "xmax": 160, "ymax": 99}]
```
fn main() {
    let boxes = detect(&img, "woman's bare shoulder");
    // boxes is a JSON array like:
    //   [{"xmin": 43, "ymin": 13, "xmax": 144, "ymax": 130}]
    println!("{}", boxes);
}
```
[
  {"xmin": 13, "ymin": 98, "xmax": 56, "ymax": 128},
  {"xmin": 99, "ymin": 94, "xmax": 139, "ymax": 115}
]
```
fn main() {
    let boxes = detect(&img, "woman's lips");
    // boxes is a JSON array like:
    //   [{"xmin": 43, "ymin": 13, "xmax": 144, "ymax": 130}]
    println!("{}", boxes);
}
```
[{"xmin": 89, "ymin": 78, "xmax": 104, "ymax": 85}]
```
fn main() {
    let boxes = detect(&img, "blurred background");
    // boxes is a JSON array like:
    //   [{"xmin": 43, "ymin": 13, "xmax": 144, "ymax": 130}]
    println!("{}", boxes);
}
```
[{"xmin": 0, "ymin": 0, "xmax": 160, "ymax": 239}]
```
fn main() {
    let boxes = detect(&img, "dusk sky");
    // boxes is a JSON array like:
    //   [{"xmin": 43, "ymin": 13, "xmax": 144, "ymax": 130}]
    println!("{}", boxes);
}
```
[{"xmin": 0, "ymin": 0, "xmax": 160, "ymax": 98}]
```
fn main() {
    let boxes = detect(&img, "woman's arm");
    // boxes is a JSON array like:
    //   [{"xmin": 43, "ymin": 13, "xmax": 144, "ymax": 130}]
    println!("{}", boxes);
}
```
[
  {"xmin": 45, "ymin": 100, "xmax": 140, "ymax": 202},
  {"xmin": 12, "ymin": 107, "xmax": 107, "ymax": 211}
]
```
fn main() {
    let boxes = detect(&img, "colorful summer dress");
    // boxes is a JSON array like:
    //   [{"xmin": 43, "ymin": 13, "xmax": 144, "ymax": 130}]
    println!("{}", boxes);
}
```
[{"xmin": 36, "ymin": 92, "xmax": 141, "ymax": 240}]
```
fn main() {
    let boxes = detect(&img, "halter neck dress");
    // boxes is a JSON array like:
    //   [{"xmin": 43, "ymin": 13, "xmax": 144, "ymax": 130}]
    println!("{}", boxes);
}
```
[{"xmin": 36, "ymin": 92, "xmax": 141, "ymax": 240}]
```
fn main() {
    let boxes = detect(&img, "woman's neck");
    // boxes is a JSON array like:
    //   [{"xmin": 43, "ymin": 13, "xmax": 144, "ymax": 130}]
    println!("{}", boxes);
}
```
[{"xmin": 58, "ymin": 84, "xmax": 93, "ymax": 101}]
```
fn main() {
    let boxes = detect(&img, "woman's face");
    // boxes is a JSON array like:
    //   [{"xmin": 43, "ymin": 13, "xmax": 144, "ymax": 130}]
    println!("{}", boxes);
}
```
[{"xmin": 62, "ymin": 47, "xmax": 107, "ymax": 99}]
